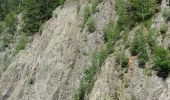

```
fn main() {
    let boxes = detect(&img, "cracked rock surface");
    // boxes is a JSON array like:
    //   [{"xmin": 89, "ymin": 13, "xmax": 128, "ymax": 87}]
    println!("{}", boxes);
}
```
[{"xmin": 0, "ymin": 0, "xmax": 115, "ymax": 100}]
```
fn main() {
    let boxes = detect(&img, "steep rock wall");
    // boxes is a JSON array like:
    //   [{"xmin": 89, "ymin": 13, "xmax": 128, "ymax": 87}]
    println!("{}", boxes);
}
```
[{"xmin": 0, "ymin": 0, "xmax": 115, "ymax": 100}]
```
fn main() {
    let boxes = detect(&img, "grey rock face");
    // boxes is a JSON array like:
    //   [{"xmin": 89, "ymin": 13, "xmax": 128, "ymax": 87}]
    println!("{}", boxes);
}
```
[
  {"xmin": 0, "ymin": 0, "xmax": 115, "ymax": 100},
  {"xmin": 89, "ymin": 53, "xmax": 170, "ymax": 100},
  {"xmin": 89, "ymin": 24, "xmax": 170, "ymax": 100},
  {"xmin": 0, "ymin": 0, "xmax": 170, "ymax": 100}
]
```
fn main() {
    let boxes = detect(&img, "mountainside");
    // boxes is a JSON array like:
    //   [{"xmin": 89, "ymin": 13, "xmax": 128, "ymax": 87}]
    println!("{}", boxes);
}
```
[{"xmin": 0, "ymin": 0, "xmax": 170, "ymax": 100}]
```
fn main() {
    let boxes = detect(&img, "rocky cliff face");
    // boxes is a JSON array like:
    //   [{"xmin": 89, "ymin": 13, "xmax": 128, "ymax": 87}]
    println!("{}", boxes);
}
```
[
  {"xmin": 0, "ymin": 0, "xmax": 170, "ymax": 100},
  {"xmin": 0, "ymin": 0, "xmax": 115, "ymax": 99},
  {"xmin": 88, "ymin": 3, "xmax": 170, "ymax": 99},
  {"xmin": 89, "ymin": 27, "xmax": 170, "ymax": 100}
]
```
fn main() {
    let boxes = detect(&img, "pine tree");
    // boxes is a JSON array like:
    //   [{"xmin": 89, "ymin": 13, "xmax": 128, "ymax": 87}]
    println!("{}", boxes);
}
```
[{"xmin": 128, "ymin": 0, "xmax": 157, "ymax": 21}]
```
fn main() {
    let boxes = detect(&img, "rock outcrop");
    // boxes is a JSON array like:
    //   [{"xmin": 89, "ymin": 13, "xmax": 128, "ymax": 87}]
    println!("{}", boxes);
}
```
[
  {"xmin": 0, "ymin": 0, "xmax": 115, "ymax": 99},
  {"xmin": 0, "ymin": 0, "xmax": 170, "ymax": 100}
]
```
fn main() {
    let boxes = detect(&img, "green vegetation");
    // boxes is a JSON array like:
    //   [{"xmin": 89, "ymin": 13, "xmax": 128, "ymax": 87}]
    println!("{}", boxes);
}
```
[
  {"xmin": 146, "ymin": 28, "xmax": 170, "ymax": 79},
  {"xmin": 81, "ymin": 0, "xmax": 103, "ymax": 32},
  {"xmin": 82, "ymin": 42, "xmax": 113, "ymax": 96},
  {"xmin": 14, "ymin": 34, "xmax": 27, "ymax": 54},
  {"xmin": 103, "ymin": 22, "xmax": 120, "ymax": 44},
  {"xmin": 144, "ymin": 18, "xmax": 152, "ymax": 29},
  {"xmin": 128, "ymin": 0, "xmax": 158, "ymax": 22},
  {"xmin": 144, "ymin": 68, "xmax": 153, "ymax": 76},
  {"xmin": 160, "ymin": 23, "xmax": 168, "ymax": 34},
  {"xmin": 2, "ymin": 55, "xmax": 11, "ymax": 71},
  {"xmin": 28, "ymin": 77, "xmax": 35, "ymax": 84},
  {"xmin": 90, "ymin": 0, "xmax": 103, "ymax": 14},
  {"xmin": 115, "ymin": 0, "xmax": 130, "ymax": 30},
  {"xmin": 0, "ymin": 0, "xmax": 65, "ymax": 53},
  {"xmin": 87, "ymin": 17, "xmax": 95, "ymax": 32},
  {"xmin": 130, "ymin": 28, "xmax": 145, "ymax": 55},
  {"xmin": 23, "ymin": 0, "xmax": 65, "ymax": 35},
  {"xmin": 138, "ymin": 48, "xmax": 148, "ymax": 68},
  {"xmin": 0, "ymin": 0, "xmax": 21, "ymax": 21},
  {"xmin": 153, "ymin": 46, "xmax": 170, "ymax": 79},
  {"xmin": 0, "ymin": 33, "xmax": 14, "ymax": 50},
  {"xmin": 75, "ymin": 22, "xmax": 120, "ymax": 100},
  {"xmin": 83, "ymin": 5, "xmax": 91, "ymax": 24},
  {"xmin": 163, "ymin": 8, "xmax": 170, "ymax": 21},
  {"xmin": 3, "ymin": 11, "xmax": 17, "ymax": 34},
  {"xmin": 115, "ymin": 0, "xmax": 159, "ymax": 29},
  {"xmin": 91, "ymin": 0, "xmax": 98, "ymax": 14},
  {"xmin": 147, "ymin": 29, "xmax": 156, "ymax": 51},
  {"xmin": 116, "ymin": 52, "xmax": 128, "ymax": 68},
  {"xmin": 76, "ymin": 0, "xmax": 162, "ymax": 99},
  {"xmin": 81, "ymin": 5, "xmax": 91, "ymax": 32},
  {"xmin": 130, "ymin": 28, "xmax": 148, "ymax": 68},
  {"xmin": 75, "ymin": 82, "xmax": 85, "ymax": 100},
  {"xmin": 0, "ymin": 11, "xmax": 17, "ymax": 50},
  {"xmin": 121, "ymin": 56, "xmax": 128, "ymax": 68}
]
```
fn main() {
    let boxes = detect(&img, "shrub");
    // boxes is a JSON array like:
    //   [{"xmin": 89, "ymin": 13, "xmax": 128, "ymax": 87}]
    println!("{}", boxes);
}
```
[
  {"xmin": 123, "ymin": 29, "xmax": 129, "ymax": 42},
  {"xmin": 75, "ymin": 82, "xmax": 85, "ymax": 100},
  {"xmin": 4, "ymin": 12, "xmax": 16, "ymax": 28},
  {"xmin": 0, "ymin": 41, "xmax": 5, "ymax": 51},
  {"xmin": 116, "ymin": 53, "xmax": 128, "ymax": 68},
  {"xmin": 23, "ymin": 0, "xmax": 65, "ymax": 35},
  {"xmin": 103, "ymin": 22, "xmax": 114, "ymax": 42},
  {"xmin": 90, "ymin": 0, "xmax": 103, "ymax": 14},
  {"xmin": 98, "ymin": 48, "xmax": 109, "ymax": 66},
  {"xmin": 0, "ymin": 5, "xmax": 17, "ymax": 51},
  {"xmin": 130, "ymin": 28, "xmax": 148, "ymax": 68},
  {"xmin": 122, "ymin": 59, "xmax": 128, "ymax": 68},
  {"xmin": 144, "ymin": 18, "xmax": 152, "ymax": 29},
  {"xmin": 2, "ymin": 55, "xmax": 11, "ymax": 71},
  {"xmin": 3, "ymin": 11, "xmax": 17, "ymax": 34},
  {"xmin": 29, "ymin": 77, "xmax": 34, "ymax": 84},
  {"xmin": 115, "ymin": 0, "xmax": 159, "ymax": 29},
  {"xmin": 160, "ymin": 23, "xmax": 168, "ymax": 34},
  {"xmin": 147, "ymin": 29, "xmax": 156, "ymax": 51},
  {"xmin": 1, "ymin": 33, "xmax": 14, "ymax": 48},
  {"xmin": 153, "ymin": 46, "xmax": 170, "ymax": 79},
  {"xmin": 163, "ymin": 8, "xmax": 170, "ymax": 21},
  {"xmin": 59, "ymin": 0, "xmax": 65, "ymax": 5},
  {"xmin": 121, "ymin": 54, "xmax": 128, "ymax": 68},
  {"xmin": 128, "ymin": 0, "xmax": 158, "ymax": 22},
  {"xmin": 103, "ymin": 22, "xmax": 120, "ymax": 44},
  {"xmin": 83, "ymin": 48, "xmax": 108, "ymax": 94},
  {"xmin": 1, "ymin": 0, "xmax": 66, "ymax": 55},
  {"xmin": 115, "ymin": 0, "xmax": 130, "ymax": 30},
  {"xmin": 0, "ymin": 22, "xmax": 3, "ymax": 33},
  {"xmin": 83, "ymin": 5, "xmax": 91, "ymax": 24},
  {"xmin": 130, "ymin": 29, "xmax": 142, "ymax": 56},
  {"xmin": 138, "ymin": 49, "xmax": 148, "ymax": 68},
  {"xmin": 84, "ymin": 53, "xmax": 98, "ymax": 83},
  {"xmin": 91, "ymin": 0, "xmax": 98, "ymax": 14},
  {"xmin": 84, "ymin": 48, "xmax": 108, "ymax": 84},
  {"xmin": 84, "ymin": 44, "xmax": 112, "ymax": 91},
  {"xmin": 144, "ymin": 68, "xmax": 152, "ymax": 76},
  {"xmin": 77, "ymin": 23, "xmax": 121, "ymax": 99},
  {"xmin": 87, "ymin": 17, "xmax": 95, "ymax": 33},
  {"xmin": 15, "ymin": 34, "xmax": 27, "ymax": 54},
  {"xmin": 147, "ymin": 29, "xmax": 170, "ymax": 79}
]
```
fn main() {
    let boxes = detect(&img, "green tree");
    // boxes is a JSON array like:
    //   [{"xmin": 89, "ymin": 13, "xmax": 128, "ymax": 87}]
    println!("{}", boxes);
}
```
[
  {"xmin": 130, "ymin": 28, "xmax": 148, "ymax": 68},
  {"xmin": 128, "ymin": 0, "xmax": 157, "ymax": 21},
  {"xmin": 23, "ymin": 0, "xmax": 65, "ymax": 35},
  {"xmin": 115, "ymin": 0, "xmax": 130, "ymax": 30},
  {"xmin": 153, "ymin": 46, "xmax": 170, "ymax": 79}
]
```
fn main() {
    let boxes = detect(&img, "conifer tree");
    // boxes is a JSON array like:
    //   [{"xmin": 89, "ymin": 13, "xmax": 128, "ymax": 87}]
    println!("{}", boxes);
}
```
[{"xmin": 128, "ymin": 0, "xmax": 157, "ymax": 21}]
